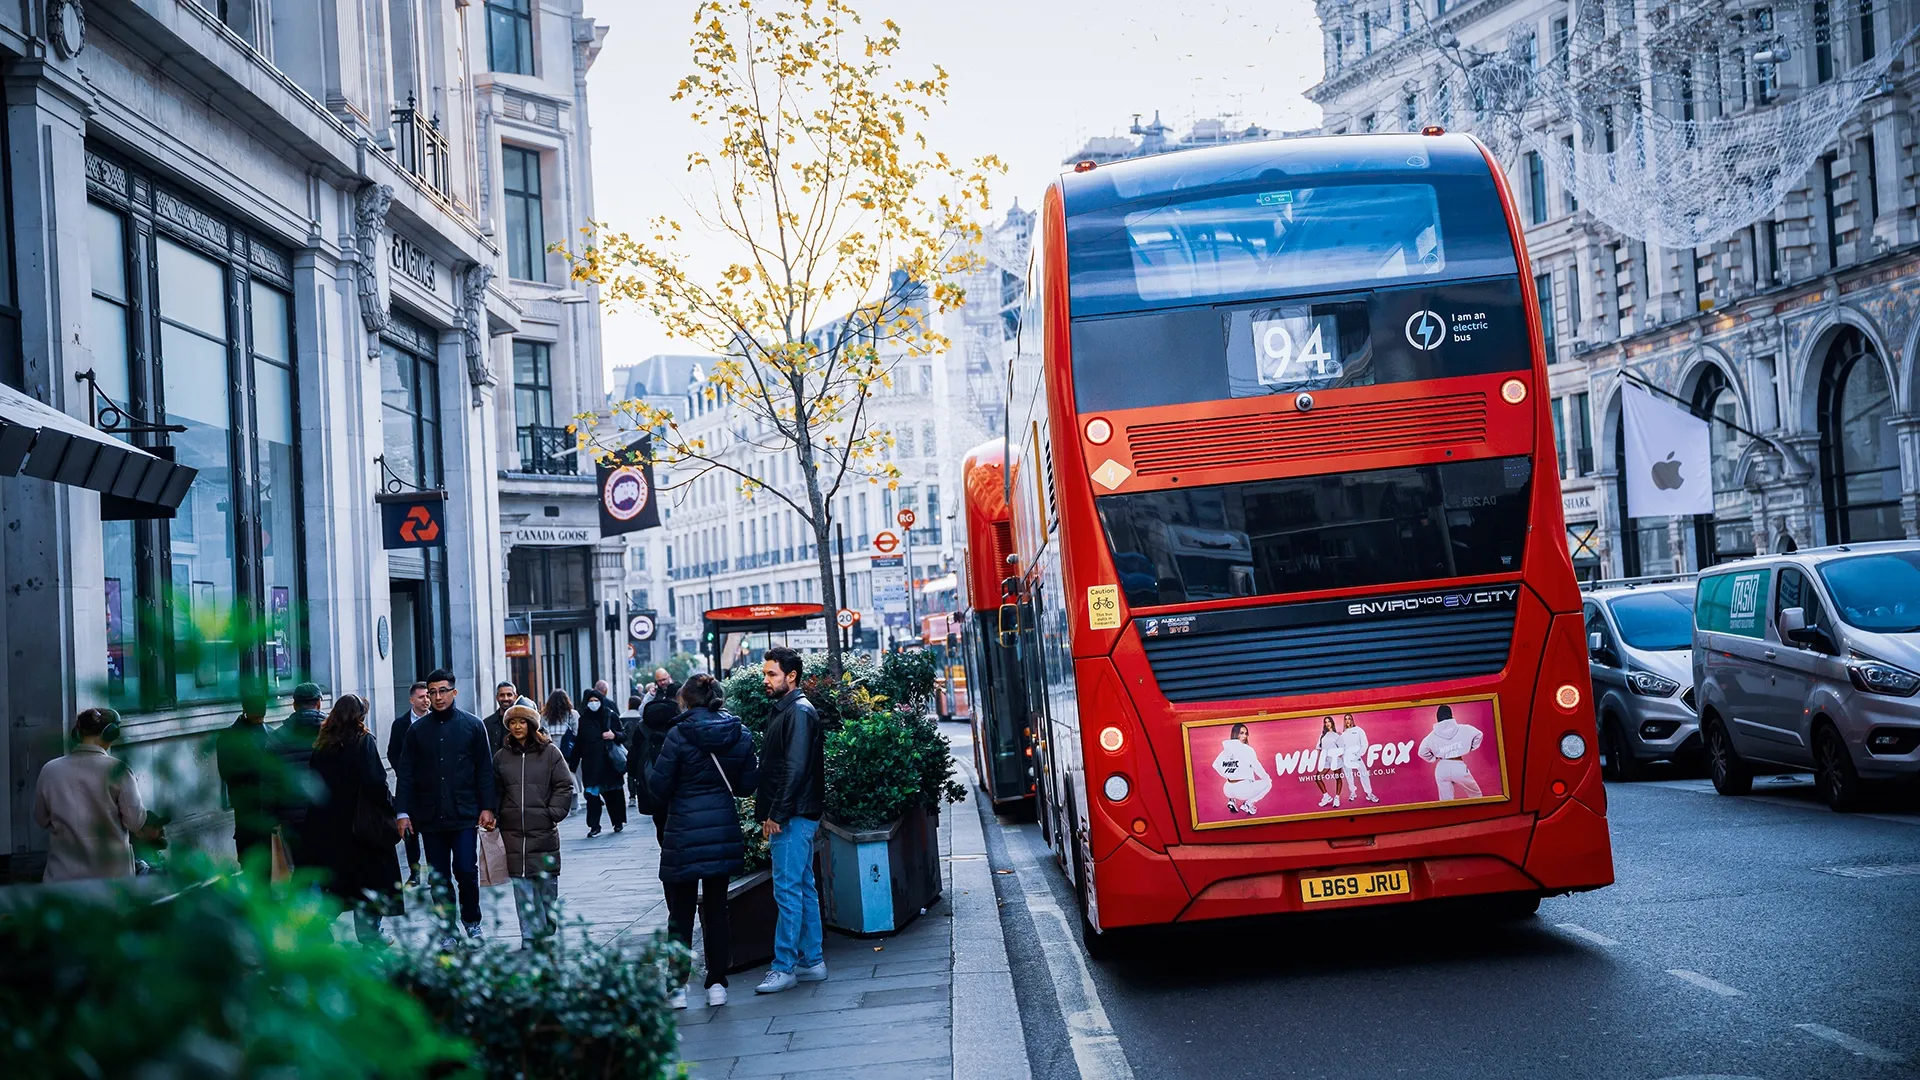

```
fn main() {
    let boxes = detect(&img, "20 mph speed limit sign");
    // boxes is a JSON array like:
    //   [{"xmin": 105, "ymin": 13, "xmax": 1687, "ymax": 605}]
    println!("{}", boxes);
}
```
[{"xmin": 836, "ymin": 608, "xmax": 858, "ymax": 629}]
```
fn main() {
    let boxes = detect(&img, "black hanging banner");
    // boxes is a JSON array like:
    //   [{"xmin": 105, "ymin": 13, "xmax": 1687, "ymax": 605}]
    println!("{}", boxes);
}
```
[
  {"xmin": 379, "ymin": 491, "xmax": 448, "ymax": 550},
  {"xmin": 597, "ymin": 435, "xmax": 661, "ymax": 537}
]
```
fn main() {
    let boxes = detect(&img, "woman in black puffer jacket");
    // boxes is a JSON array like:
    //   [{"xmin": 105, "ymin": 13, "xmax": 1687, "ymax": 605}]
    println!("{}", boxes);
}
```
[{"xmin": 647, "ymin": 674, "xmax": 758, "ymax": 1009}]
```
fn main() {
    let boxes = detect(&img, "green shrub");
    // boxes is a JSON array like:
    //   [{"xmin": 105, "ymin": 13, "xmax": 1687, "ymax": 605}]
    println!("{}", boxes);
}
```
[
  {"xmin": 663, "ymin": 652, "xmax": 702, "ymax": 683},
  {"xmin": 870, "ymin": 649, "xmax": 939, "ymax": 715},
  {"xmin": 823, "ymin": 707, "xmax": 966, "ymax": 831},
  {"xmin": 0, "ymin": 853, "xmax": 468, "ymax": 1080},
  {"xmin": 736, "ymin": 798, "xmax": 771, "ymax": 876},
  {"xmin": 385, "ymin": 904, "xmax": 682, "ymax": 1079}
]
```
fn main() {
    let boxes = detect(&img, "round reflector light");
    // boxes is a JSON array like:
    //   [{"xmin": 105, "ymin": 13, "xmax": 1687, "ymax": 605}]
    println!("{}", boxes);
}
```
[
  {"xmin": 1103, "ymin": 774, "xmax": 1131, "ymax": 802},
  {"xmin": 1098, "ymin": 726, "xmax": 1125, "ymax": 752},
  {"xmin": 1559, "ymin": 732, "xmax": 1587, "ymax": 760},
  {"xmin": 1500, "ymin": 378, "xmax": 1528, "ymax": 404},
  {"xmin": 1085, "ymin": 417, "xmax": 1113, "ymax": 445},
  {"xmin": 1554, "ymin": 683, "xmax": 1582, "ymax": 710},
  {"xmin": 1131, "ymin": 818, "xmax": 1149, "ymax": 835},
  {"xmin": 1550, "ymin": 779, "xmax": 1568, "ymax": 797}
]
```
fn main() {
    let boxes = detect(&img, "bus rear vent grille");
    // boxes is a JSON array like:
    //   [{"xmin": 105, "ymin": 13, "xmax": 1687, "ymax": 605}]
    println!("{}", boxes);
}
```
[
  {"xmin": 990, "ymin": 521, "xmax": 1015, "ymax": 584},
  {"xmin": 1142, "ymin": 607, "xmax": 1514, "ymax": 703},
  {"xmin": 1125, "ymin": 392, "xmax": 1487, "ymax": 477}
]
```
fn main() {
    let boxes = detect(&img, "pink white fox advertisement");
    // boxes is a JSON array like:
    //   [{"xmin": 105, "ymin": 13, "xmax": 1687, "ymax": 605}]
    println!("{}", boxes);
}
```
[{"xmin": 1181, "ymin": 695, "xmax": 1509, "ymax": 829}]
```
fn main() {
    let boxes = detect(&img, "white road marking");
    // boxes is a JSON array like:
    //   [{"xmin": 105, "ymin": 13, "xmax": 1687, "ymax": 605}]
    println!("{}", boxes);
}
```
[
  {"xmin": 1666, "ymin": 969, "xmax": 1746, "ymax": 997},
  {"xmin": 1556, "ymin": 922, "xmax": 1620, "ymax": 947},
  {"xmin": 1811, "ymin": 862, "xmax": 1920, "ymax": 879},
  {"xmin": 1010, "ymin": 827, "xmax": 1135, "ymax": 1080},
  {"xmin": 1794, "ymin": 1023, "xmax": 1909, "ymax": 1064}
]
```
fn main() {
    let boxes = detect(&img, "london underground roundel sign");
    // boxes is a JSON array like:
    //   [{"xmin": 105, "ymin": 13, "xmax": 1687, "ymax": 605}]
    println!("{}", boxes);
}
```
[{"xmin": 873, "ymin": 530, "xmax": 900, "ymax": 555}]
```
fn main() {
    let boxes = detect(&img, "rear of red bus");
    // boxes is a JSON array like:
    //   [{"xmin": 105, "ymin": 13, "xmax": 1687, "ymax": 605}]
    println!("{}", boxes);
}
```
[
  {"xmin": 958, "ymin": 438, "xmax": 1036, "ymax": 807},
  {"xmin": 1003, "ymin": 132, "xmax": 1611, "ymax": 947}
]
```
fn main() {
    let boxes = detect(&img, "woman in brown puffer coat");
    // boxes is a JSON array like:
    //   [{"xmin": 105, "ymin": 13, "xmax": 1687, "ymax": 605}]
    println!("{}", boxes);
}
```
[{"xmin": 492, "ymin": 703, "xmax": 575, "ymax": 946}]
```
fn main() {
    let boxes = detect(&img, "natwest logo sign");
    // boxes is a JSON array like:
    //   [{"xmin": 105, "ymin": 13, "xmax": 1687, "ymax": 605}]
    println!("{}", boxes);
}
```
[{"xmin": 379, "ymin": 492, "xmax": 447, "ymax": 550}]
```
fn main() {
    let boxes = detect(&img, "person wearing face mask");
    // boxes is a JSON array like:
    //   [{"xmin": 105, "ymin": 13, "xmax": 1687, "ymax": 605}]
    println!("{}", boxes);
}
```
[{"xmin": 574, "ymin": 687, "xmax": 627, "ymax": 837}]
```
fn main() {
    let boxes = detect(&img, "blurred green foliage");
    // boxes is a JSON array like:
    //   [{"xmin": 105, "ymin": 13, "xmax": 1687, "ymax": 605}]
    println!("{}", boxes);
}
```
[{"xmin": 0, "ymin": 853, "xmax": 467, "ymax": 1080}]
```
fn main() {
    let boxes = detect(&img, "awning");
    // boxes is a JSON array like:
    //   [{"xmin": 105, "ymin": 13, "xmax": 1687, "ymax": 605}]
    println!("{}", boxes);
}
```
[
  {"xmin": 0, "ymin": 383, "xmax": 196, "ymax": 515},
  {"xmin": 919, "ymin": 573, "xmax": 959, "ymax": 595}
]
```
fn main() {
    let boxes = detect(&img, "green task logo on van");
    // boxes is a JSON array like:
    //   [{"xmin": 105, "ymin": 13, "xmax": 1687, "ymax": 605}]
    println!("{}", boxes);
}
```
[{"xmin": 1697, "ymin": 569, "xmax": 1771, "ymax": 639}]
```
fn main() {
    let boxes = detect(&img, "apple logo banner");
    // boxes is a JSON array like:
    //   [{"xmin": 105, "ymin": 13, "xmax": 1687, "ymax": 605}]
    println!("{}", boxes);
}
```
[{"xmin": 1621, "ymin": 381, "xmax": 1714, "ymax": 518}]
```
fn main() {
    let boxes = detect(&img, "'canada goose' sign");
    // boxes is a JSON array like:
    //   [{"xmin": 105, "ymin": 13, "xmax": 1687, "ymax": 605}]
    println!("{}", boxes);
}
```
[{"xmin": 1621, "ymin": 381, "xmax": 1714, "ymax": 519}]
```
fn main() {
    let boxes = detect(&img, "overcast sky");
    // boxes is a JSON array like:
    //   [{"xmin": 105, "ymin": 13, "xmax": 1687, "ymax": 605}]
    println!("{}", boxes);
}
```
[{"xmin": 579, "ymin": 0, "xmax": 1326, "ymax": 376}]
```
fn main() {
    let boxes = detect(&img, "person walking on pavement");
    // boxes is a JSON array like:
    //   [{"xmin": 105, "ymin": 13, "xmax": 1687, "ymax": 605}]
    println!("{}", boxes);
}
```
[
  {"xmin": 484, "ymin": 681, "xmax": 518, "ymax": 754},
  {"xmin": 492, "ymin": 703, "xmax": 574, "ymax": 947},
  {"xmin": 272, "ymin": 682, "xmax": 328, "ymax": 867},
  {"xmin": 33, "ymin": 708, "xmax": 156, "ymax": 882},
  {"xmin": 394, "ymin": 669, "xmax": 497, "ymax": 944},
  {"xmin": 216, "ymin": 691, "xmax": 279, "ymax": 878},
  {"xmin": 575, "ymin": 687, "xmax": 627, "ymax": 836},
  {"xmin": 641, "ymin": 668, "xmax": 674, "ymax": 706},
  {"xmin": 633, "ymin": 678, "xmax": 683, "ymax": 843},
  {"xmin": 622, "ymin": 694, "xmax": 646, "ymax": 809},
  {"xmin": 306, "ymin": 694, "xmax": 402, "ymax": 945},
  {"xmin": 754, "ymin": 647, "xmax": 826, "ymax": 994},
  {"xmin": 650, "ymin": 674, "xmax": 758, "ymax": 1009},
  {"xmin": 389, "ymin": 681, "xmax": 430, "ymax": 886}
]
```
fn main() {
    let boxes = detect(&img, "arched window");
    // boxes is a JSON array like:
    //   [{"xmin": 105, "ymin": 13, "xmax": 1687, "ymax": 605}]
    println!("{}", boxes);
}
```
[
  {"xmin": 1819, "ymin": 329, "xmax": 1902, "ymax": 542},
  {"xmin": 1690, "ymin": 365, "xmax": 1754, "ymax": 566}
]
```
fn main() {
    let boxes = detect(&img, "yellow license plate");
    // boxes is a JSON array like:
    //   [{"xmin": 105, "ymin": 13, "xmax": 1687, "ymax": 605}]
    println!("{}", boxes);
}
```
[{"xmin": 1300, "ymin": 866, "xmax": 1412, "ymax": 904}]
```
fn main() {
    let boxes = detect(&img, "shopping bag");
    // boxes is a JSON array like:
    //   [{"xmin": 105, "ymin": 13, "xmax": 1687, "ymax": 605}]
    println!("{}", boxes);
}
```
[
  {"xmin": 270, "ymin": 829, "xmax": 294, "ymax": 884},
  {"xmin": 477, "ymin": 826, "xmax": 509, "ymax": 888}
]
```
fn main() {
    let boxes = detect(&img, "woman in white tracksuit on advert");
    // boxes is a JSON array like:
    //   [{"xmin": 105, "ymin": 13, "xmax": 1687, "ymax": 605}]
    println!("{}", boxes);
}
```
[
  {"xmin": 1211, "ymin": 723, "xmax": 1272, "ymax": 815},
  {"xmin": 1417, "ymin": 704, "xmax": 1485, "ymax": 800},
  {"xmin": 1314, "ymin": 716, "xmax": 1344, "ymax": 808},
  {"xmin": 1340, "ymin": 713, "xmax": 1378, "ymax": 803}
]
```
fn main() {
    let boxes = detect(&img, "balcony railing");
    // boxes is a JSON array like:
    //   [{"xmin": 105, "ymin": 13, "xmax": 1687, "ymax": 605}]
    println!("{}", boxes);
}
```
[
  {"xmin": 391, "ymin": 97, "xmax": 452, "ymax": 201},
  {"xmin": 517, "ymin": 424, "xmax": 575, "ymax": 476}
]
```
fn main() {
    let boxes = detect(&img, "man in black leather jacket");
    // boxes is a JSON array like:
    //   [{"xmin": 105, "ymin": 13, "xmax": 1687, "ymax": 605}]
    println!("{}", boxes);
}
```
[{"xmin": 753, "ymin": 647, "xmax": 826, "ymax": 994}]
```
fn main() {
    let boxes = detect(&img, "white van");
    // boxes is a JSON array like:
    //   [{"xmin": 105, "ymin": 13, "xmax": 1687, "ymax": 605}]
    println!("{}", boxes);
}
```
[{"xmin": 1693, "ymin": 542, "xmax": 1920, "ymax": 811}]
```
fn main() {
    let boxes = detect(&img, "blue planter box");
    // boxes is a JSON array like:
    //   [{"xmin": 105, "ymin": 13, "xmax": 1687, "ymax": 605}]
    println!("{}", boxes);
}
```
[{"xmin": 818, "ymin": 804, "xmax": 940, "ymax": 936}]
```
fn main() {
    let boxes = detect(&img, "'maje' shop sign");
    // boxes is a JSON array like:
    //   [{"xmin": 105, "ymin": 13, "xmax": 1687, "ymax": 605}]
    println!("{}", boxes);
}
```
[{"xmin": 513, "ymin": 524, "xmax": 593, "ymax": 546}]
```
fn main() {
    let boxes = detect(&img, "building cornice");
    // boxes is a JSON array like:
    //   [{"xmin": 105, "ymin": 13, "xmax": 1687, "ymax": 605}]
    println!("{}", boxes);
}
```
[{"xmin": 1307, "ymin": 0, "xmax": 1529, "ymax": 104}]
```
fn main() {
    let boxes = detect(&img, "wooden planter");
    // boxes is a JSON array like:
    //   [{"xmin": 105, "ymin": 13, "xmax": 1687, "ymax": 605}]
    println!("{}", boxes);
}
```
[
  {"xmin": 724, "ymin": 869, "xmax": 776, "ymax": 973},
  {"xmin": 818, "ymin": 804, "xmax": 941, "ymax": 936}
]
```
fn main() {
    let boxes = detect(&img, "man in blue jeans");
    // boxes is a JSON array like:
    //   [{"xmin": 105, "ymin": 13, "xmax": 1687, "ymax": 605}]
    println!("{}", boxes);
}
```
[
  {"xmin": 395, "ymin": 668, "xmax": 496, "ymax": 945},
  {"xmin": 754, "ymin": 646, "xmax": 827, "ymax": 993}
]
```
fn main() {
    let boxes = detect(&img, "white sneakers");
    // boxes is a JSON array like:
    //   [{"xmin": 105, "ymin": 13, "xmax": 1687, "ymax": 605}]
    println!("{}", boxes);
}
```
[
  {"xmin": 754, "ymin": 970, "xmax": 797, "ymax": 994},
  {"xmin": 1366, "ymin": 793, "xmax": 1380, "ymax": 803},
  {"xmin": 668, "ymin": 985, "xmax": 688, "ymax": 1010},
  {"xmin": 708, "ymin": 984, "xmax": 728, "ymax": 1007},
  {"xmin": 1318, "ymin": 793, "xmax": 1334, "ymax": 807},
  {"xmin": 755, "ymin": 964, "xmax": 827, "ymax": 994}
]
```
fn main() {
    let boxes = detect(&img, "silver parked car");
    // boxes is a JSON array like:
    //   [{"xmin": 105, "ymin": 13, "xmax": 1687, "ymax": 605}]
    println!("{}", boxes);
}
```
[
  {"xmin": 1693, "ymin": 541, "xmax": 1920, "ymax": 811},
  {"xmin": 1583, "ymin": 579, "xmax": 1698, "ymax": 780}
]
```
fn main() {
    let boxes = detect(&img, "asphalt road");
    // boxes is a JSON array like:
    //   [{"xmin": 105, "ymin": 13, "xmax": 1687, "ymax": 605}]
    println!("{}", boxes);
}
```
[{"xmin": 980, "ymin": 769, "xmax": 1920, "ymax": 1080}]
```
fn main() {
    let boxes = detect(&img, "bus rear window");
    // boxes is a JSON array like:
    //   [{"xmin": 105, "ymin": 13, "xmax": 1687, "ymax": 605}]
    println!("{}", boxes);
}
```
[
  {"xmin": 1098, "ymin": 457, "xmax": 1532, "ymax": 608},
  {"xmin": 1067, "ymin": 174, "xmax": 1519, "ymax": 318}
]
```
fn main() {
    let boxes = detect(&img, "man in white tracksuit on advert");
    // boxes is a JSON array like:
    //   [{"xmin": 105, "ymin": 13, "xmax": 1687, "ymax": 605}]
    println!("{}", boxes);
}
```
[
  {"xmin": 1211, "ymin": 723, "xmax": 1272, "ymax": 816},
  {"xmin": 1417, "ymin": 704, "xmax": 1485, "ymax": 800},
  {"xmin": 1340, "ymin": 713, "xmax": 1378, "ymax": 803}
]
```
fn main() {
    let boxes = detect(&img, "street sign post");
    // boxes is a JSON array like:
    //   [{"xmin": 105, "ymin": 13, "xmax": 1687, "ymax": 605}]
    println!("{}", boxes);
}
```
[
  {"xmin": 836, "ymin": 608, "xmax": 858, "ymax": 629},
  {"xmin": 895, "ymin": 507, "xmax": 916, "ymax": 530}
]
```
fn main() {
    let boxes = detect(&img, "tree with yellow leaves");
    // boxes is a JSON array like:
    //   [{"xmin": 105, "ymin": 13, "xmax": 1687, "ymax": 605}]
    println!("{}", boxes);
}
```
[{"xmin": 565, "ymin": 0, "xmax": 1000, "ymax": 676}]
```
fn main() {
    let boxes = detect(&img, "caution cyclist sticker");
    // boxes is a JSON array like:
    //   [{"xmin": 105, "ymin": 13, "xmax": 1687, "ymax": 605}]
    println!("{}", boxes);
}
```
[{"xmin": 1086, "ymin": 584, "xmax": 1121, "ymax": 630}]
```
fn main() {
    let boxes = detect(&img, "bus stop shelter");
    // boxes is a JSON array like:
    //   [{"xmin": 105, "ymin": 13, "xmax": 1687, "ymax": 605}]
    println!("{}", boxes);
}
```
[{"xmin": 701, "ymin": 603, "xmax": 826, "ymax": 675}]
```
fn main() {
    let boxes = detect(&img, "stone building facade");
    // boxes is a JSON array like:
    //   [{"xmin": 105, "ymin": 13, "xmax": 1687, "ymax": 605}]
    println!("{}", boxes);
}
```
[
  {"xmin": 0, "ymin": 0, "xmax": 611, "ymax": 876},
  {"xmin": 1308, "ymin": 0, "xmax": 1920, "ymax": 577}
]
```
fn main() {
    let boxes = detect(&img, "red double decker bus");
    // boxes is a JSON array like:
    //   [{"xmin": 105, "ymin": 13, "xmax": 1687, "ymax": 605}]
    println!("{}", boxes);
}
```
[
  {"xmin": 957, "ymin": 438, "xmax": 1035, "ymax": 807},
  {"xmin": 1002, "ymin": 132, "xmax": 1611, "ymax": 953}
]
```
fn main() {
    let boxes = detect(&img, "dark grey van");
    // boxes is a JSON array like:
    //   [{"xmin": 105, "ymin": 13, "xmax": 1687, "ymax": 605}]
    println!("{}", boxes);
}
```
[
  {"xmin": 1693, "ymin": 542, "xmax": 1920, "ymax": 811},
  {"xmin": 1584, "ymin": 579, "xmax": 1698, "ymax": 780}
]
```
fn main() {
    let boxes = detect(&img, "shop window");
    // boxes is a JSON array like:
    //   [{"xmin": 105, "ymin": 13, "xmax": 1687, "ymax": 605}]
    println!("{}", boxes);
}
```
[
  {"xmin": 83, "ymin": 158, "xmax": 307, "ymax": 711},
  {"xmin": 1819, "ymin": 329, "xmax": 1901, "ymax": 542}
]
